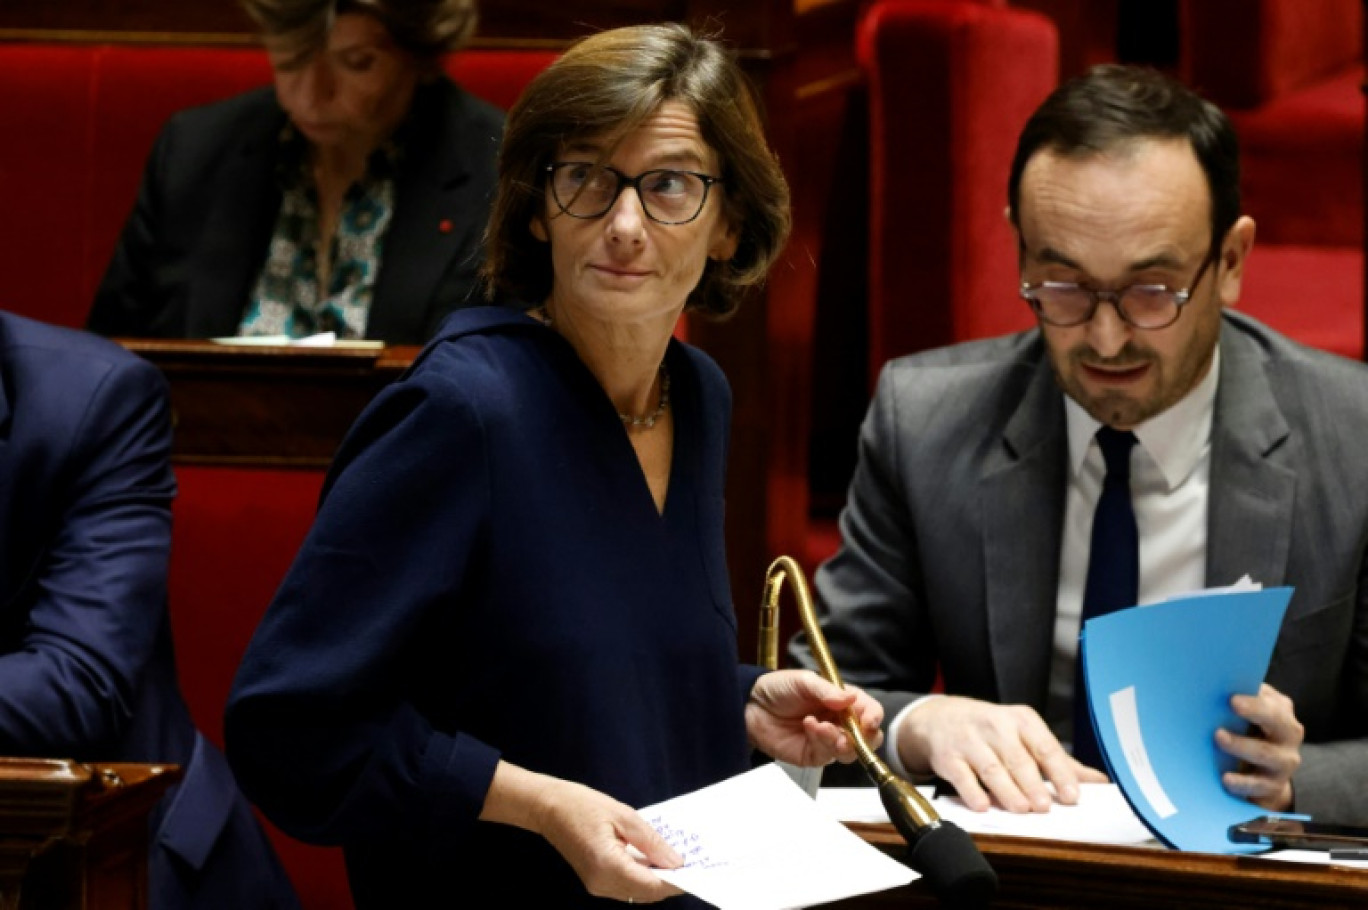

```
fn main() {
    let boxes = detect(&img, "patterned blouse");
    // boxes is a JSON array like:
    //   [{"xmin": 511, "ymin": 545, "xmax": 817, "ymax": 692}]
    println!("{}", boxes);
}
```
[{"xmin": 238, "ymin": 125, "xmax": 400, "ymax": 340}]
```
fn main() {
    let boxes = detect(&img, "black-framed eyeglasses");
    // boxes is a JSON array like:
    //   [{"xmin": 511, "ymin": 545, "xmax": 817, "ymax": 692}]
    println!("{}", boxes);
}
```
[
  {"xmin": 1019, "ymin": 248, "xmax": 1217, "ymax": 330},
  {"xmin": 545, "ymin": 162, "xmax": 722, "ymax": 225}
]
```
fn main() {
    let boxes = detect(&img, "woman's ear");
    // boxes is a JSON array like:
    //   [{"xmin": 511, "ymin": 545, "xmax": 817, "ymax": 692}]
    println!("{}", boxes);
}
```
[
  {"xmin": 709, "ymin": 219, "xmax": 739, "ymax": 261},
  {"xmin": 529, "ymin": 213, "xmax": 549, "ymax": 242}
]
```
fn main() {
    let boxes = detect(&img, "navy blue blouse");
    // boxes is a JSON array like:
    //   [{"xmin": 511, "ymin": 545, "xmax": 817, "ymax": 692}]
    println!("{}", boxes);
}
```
[{"xmin": 227, "ymin": 307, "xmax": 765, "ymax": 906}]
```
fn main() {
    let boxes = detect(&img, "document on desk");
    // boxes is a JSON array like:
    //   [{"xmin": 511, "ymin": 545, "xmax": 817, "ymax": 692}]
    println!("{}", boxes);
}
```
[
  {"xmin": 1080, "ymin": 585, "xmax": 1294, "ymax": 855},
  {"xmin": 817, "ymin": 783, "xmax": 1156, "ymax": 846},
  {"xmin": 1249, "ymin": 848, "xmax": 1368, "ymax": 869},
  {"xmin": 209, "ymin": 332, "xmax": 384, "ymax": 349},
  {"xmin": 639, "ymin": 763, "xmax": 916, "ymax": 910}
]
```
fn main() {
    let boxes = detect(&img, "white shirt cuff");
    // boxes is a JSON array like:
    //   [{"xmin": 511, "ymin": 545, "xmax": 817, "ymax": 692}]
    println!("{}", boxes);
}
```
[{"xmin": 884, "ymin": 693, "xmax": 944, "ymax": 777}]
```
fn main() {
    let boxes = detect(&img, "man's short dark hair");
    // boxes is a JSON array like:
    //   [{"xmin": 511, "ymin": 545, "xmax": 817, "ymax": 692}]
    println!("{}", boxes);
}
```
[{"xmin": 1007, "ymin": 63, "xmax": 1241, "ymax": 250}]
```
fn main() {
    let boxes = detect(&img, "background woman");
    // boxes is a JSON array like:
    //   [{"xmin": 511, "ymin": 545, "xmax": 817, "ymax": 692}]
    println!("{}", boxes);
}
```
[
  {"xmin": 226, "ymin": 22, "xmax": 881, "ymax": 908},
  {"xmin": 87, "ymin": 0, "xmax": 501, "ymax": 343}
]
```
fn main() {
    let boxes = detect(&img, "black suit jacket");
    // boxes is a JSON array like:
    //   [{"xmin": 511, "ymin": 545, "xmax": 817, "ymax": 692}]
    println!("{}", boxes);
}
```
[{"xmin": 88, "ymin": 78, "xmax": 504, "ymax": 344}]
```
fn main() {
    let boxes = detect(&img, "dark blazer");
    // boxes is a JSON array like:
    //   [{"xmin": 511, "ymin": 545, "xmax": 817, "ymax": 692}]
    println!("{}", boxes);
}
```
[
  {"xmin": 225, "ymin": 308, "xmax": 763, "ymax": 907},
  {"xmin": 795, "ymin": 311, "xmax": 1368, "ymax": 824},
  {"xmin": 0, "ymin": 312, "xmax": 298, "ymax": 909},
  {"xmin": 87, "ymin": 77, "xmax": 504, "ymax": 344}
]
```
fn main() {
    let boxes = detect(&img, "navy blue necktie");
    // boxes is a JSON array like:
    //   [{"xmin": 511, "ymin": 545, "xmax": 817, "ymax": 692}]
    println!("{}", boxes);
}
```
[{"xmin": 1073, "ymin": 426, "xmax": 1138, "ymax": 771}]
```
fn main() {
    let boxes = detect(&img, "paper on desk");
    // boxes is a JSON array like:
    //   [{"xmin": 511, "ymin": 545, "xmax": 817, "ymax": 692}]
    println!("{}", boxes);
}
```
[
  {"xmin": 1251, "ymin": 849, "xmax": 1368, "ymax": 869},
  {"xmin": 817, "ymin": 783, "xmax": 1155, "ymax": 846},
  {"xmin": 1081, "ymin": 586, "xmax": 1294, "ymax": 854},
  {"xmin": 639, "ymin": 764, "xmax": 916, "ymax": 910},
  {"xmin": 209, "ymin": 332, "xmax": 384, "ymax": 349}
]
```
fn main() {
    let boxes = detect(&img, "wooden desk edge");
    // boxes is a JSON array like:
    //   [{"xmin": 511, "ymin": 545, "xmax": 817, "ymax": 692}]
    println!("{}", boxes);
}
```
[
  {"xmin": 118, "ymin": 338, "xmax": 420, "ymax": 370},
  {"xmin": 849, "ymin": 822, "xmax": 1368, "ymax": 892}
]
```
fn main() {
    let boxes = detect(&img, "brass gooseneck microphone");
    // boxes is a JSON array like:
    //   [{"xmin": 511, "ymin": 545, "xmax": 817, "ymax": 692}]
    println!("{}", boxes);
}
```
[{"xmin": 759, "ymin": 556, "xmax": 998, "ymax": 906}]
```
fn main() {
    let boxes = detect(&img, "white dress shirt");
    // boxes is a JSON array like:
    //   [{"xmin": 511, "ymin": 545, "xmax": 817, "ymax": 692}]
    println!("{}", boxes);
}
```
[{"xmin": 1048, "ymin": 346, "xmax": 1219, "ymax": 742}]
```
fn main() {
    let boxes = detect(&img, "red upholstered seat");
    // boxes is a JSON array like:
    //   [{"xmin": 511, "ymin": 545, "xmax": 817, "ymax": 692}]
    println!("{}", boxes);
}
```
[
  {"xmin": 170, "ymin": 466, "xmax": 350, "ymax": 910},
  {"xmin": 1236, "ymin": 245, "xmax": 1363, "ymax": 361},
  {"xmin": 446, "ymin": 48, "xmax": 561, "ymax": 111},
  {"xmin": 1231, "ymin": 64, "xmax": 1365, "ymax": 249},
  {"xmin": 859, "ymin": 0, "xmax": 1058, "ymax": 383},
  {"xmin": 169, "ymin": 467, "xmax": 323, "ymax": 749},
  {"xmin": 806, "ymin": 0, "xmax": 1058, "ymax": 571},
  {"xmin": 1179, "ymin": 0, "xmax": 1364, "ymax": 360},
  {"xmin": 0, "ymin": 45, "xmax": 100, "ymax": 329}
]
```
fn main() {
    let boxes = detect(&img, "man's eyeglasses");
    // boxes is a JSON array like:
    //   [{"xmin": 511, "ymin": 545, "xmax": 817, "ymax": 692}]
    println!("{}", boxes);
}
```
[
  {"xmin": 545, "ymin": 162, "xmax": 722, "ymax": 225},
  {"xmin": 1019, "ymin": 249, "xmax": 1216, "ymax": 330}
]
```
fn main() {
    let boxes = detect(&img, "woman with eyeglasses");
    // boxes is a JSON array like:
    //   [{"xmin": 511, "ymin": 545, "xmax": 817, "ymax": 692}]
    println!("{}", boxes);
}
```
[{"xmin": 225, "ymin": 23, "xmax": 884, "ymax": 908}]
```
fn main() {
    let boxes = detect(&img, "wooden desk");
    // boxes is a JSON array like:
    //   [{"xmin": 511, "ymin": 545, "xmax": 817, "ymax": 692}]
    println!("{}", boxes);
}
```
[
  {"xmin": 120, "ymin": 340, "xmax": 418, "ymax": 467},
  {"xmin": 0, "ymin": 759, "xmax": 179, "ymax": 910},
  {"xmin": 837, "ymin": 824, "xmax": 1368, "ymax": 909}
]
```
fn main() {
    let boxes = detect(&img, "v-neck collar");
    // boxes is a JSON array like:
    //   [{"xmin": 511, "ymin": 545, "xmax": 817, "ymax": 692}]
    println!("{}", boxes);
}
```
[{"xmin": 536, "ymin": 322, "xmax": 691, "ymax": 523}]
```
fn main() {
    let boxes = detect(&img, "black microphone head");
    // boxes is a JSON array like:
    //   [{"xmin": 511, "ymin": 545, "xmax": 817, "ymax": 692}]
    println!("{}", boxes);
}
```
[{"xmin": 907, "ymin": 820, "xmax": 998, "ymax": 907}]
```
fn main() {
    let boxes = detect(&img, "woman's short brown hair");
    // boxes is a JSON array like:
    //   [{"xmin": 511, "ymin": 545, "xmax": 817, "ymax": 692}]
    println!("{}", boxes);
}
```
[
  {"xmin": 483, "ymin": 22, "xmax": 792, "ymax": 318},
  {"xmin": 241, "ymin": 0, "xmax": 477, "ymax": 65}
]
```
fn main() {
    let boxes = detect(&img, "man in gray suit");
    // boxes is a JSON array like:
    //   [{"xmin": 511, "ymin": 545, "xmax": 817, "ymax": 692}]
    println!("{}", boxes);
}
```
[{"xmin": 793, "ymin": 64, "xmax": 1368, "ymax": 825}]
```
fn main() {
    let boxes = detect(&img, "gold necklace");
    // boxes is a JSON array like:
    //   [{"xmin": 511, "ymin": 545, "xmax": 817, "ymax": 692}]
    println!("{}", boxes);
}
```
[
  {"xmin": 619, "ymin": 365, "xmax": 670, "ymax": 430},
  {"xmin": 533, "ymin": 307, "xmax": 670, "ymax": 429}
]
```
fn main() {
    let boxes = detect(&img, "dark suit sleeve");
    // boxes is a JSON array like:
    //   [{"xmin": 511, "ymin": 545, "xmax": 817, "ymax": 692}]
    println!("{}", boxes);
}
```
[
  {"xmin": 1291, "ymin": 551, "xmax": 1368, "ymax": 824},
  {"xmin": 87, "ymin": 120, "xmax": 176, "ymax": 337},
  {"xmin": 788, "ymin": 364, "xmax": 940, "ymax": 730},
  {"xmin": 225, "ymin": 363, "xmax": 501, "ymax": 849},
  {"xmin": 0, "ymin": 357, "xmax": 174, "ymax": 753}
]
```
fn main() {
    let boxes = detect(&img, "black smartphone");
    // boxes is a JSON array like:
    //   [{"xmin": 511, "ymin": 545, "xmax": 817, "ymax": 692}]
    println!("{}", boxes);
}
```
[{"xmin": 1229, "ymin": 816, "xmax": 1368, "ymax": 851}]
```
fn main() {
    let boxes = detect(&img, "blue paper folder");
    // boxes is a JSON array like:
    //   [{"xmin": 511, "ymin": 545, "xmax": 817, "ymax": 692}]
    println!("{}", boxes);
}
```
[{"xmin": 1080, "ymin": 587, "xmax": 1293, "ymax": 854}]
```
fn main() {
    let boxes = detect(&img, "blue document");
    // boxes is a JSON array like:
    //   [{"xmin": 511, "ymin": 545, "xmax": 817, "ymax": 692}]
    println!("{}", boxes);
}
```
[{"xmin": 1080, "ymin": 587, "xmax": 1293, "ymax": 854}]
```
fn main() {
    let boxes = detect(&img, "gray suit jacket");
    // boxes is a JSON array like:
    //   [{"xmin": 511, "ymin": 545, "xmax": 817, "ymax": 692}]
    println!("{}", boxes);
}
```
[{"xmin": 793, "ymin": 311, "xmax": 1368, "ymax": 824}]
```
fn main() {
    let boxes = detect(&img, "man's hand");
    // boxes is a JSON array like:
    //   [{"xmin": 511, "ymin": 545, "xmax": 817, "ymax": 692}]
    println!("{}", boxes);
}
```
[
  {"xmin": 1218, "ymin": 683, "xmax": 1303, "ymax": 811},
  {"xmin": 898, "ymin": 695, "xmax": 1108, "ymax": 813},
  {"xmin": 745, "ymin": 669, "xmax": 884, "ymax": 766}
]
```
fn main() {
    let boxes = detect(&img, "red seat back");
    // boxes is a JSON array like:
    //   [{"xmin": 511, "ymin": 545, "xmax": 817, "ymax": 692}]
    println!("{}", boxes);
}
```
[
  {"xmin": 0, "ymin": 45, "xmax": 100, "ymax": 328},
  {"xmin": 858, "ymin": 0, "xmax": 1058, "ymax": 383},
  {"xmin": 169, "ymin": 466, "xmax": 353, "ymax": 909}
]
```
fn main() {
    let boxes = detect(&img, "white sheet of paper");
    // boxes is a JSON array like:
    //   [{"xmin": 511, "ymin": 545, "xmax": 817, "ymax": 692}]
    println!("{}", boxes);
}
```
[
  {"xmin": 1243, "ymin": 849, "xmax": 1368, "ymax": 869},
  {"xmin": 817, "ymin": 783, "xmax": 1156, "ymax": 846},
  {"xmin": 640, "ymin": 764, "xmax": 916, "ymax": 910},
  {"xmin": 209, "ymin": 332, "xmax": 384, "ymax": 350}
]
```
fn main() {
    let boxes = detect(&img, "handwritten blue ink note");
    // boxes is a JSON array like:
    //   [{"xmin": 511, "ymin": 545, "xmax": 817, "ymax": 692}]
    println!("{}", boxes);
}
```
[{"xmin": 640, "ymin": 764, "xmax": 915, "ymax": 909}]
